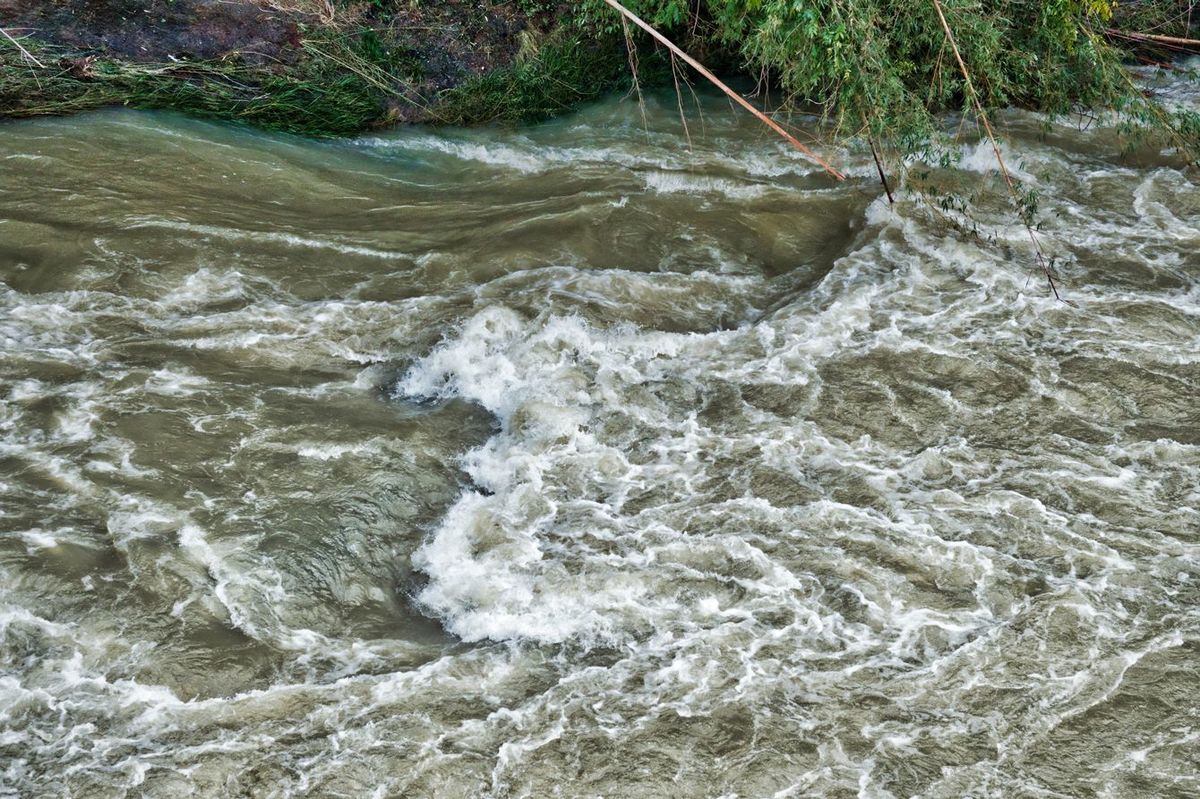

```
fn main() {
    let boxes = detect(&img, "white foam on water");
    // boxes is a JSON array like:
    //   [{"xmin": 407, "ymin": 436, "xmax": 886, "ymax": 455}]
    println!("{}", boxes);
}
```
[
  {"xmin": 355, "ymin": 128, "xmax": 864, "ymax": 186},
  {"xmin": 957, "ymin": 138, "xmax": 1038, "ymax": 183},
  {"xmin": 160, "ymin": 267, "xmax": 250, "ymax": 307},
  {"xmin": 140, "ymin": 368, "xmax": 212, "ymax": 397},
  {"xmin": 380, "ymin": 138, "xmax": 1200, "ymax": 794},
  {"xmin": 295, "ymin": 441, "xmax": 383, "ymax": 460},
  {"xmin": 4, "ymin": 94, "xmax": 1200, "ymax": 798},
  {"xmin": 17, "ymin": 529, "xmax": 61, "ymax": 552},
  {"xmin": 357, "ymin": 133, "xmax": 695, "ymax": 175},
  {"xmin": 127, "ymin": 218, "xmax": 411, "ymax": 260},
  {"xmin": 397, "ymin": 261, "xmax": 1010, "ymax": 651},
  {"xmin": 641, "ymin": 170, "xmax": 772, "ymax": 199},
  {"xmin": 359, "ymin": 135, "xmax": 548, "ymax": 173}
]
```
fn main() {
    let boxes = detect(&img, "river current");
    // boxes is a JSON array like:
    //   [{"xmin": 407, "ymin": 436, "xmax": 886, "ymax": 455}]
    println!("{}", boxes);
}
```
[{"xmin": 1, "ymin": 79, "xmax": 1198, "ymax": 797}]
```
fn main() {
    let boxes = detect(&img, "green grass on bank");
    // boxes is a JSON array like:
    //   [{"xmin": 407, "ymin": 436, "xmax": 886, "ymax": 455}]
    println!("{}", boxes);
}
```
[
  {"xmin": 1, "ymin": 0, "xmax": 1195, "ymax": 150},
  {"xmin": 0, "ymin": 18, "xmax": 643, "ymax": 135},
  {"xmin": 436, "ymin": 32, "xmax": 665, "ymax": 125},
  {"xmin": 0, "ymin": 39, "xmax": 382, "ymax": 136}
]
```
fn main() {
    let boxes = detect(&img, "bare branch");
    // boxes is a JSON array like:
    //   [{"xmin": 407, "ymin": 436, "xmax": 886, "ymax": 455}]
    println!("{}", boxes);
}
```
[
  {"xmin": 930, "ymin": 0, "xmax": 1063, "ymax": 300},
  {"xmin": 600, "ymin": 0, "xmax": 846, "ymax": 181}
]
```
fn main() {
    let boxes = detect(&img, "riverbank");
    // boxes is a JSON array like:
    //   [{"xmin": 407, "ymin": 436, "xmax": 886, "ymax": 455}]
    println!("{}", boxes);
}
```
[
  {"xmin": 1, "ymin": 0, "xmax": 1197, "ymax": 143},
  {"xmin": 0, "ymin": 0, "xmax": 642, "ymax": 135}
]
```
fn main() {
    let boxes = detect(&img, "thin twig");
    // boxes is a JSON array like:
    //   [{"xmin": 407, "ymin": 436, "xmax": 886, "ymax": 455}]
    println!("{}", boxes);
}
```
[
  {"xmin": 601, "ymin": 0, "xmax": 845, "ymax": 180},
  {"xmin": 1, "ymin": 25, "xmax": 45, "ymax": 68},
  {"xmin": 930, "ymin": 0, "xmax": 1062, "ymax": 300},
  {"xmin": 620, "ymin": 15, "xmax": 648, "ymax": 133},
  {"xmin": 675, "ymin": 55, "xmax": 708, "ymax": 138},
  {"xmin": 670, "ymin": 53, "xmax": 692, "ymax": 151}
]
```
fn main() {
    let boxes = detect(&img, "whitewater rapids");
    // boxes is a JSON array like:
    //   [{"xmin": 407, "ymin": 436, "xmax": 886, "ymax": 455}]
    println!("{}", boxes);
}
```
[{"xmin": 1, "ymin": 77, "xmax": 1198, "ymax": 797}]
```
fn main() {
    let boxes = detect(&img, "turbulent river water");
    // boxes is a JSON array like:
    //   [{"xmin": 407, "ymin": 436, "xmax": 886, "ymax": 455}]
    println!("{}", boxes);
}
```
[{"xmin": 2, "ymin": 77, "xmax": 1199, "ymax": 798}]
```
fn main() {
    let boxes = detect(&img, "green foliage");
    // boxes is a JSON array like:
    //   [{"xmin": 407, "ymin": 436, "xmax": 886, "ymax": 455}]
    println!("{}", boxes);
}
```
[
  {"xmin": 1110, "ymin": 0, "xmax": 1196, "ymax": 38},
  {"xmin": 1, "ymin": 0, "xmax": 1194, "ymax": 152},
  {"xmin": 577, "ymin": 0, "xmax": 1197, "ymax": 157},
  {"xmin": 0, "ymin": 40, "xmax": 383, "ymax": 136},
  {"xmin": 436, "ymin": 32, "xmax": 661, "ymax": 125}
]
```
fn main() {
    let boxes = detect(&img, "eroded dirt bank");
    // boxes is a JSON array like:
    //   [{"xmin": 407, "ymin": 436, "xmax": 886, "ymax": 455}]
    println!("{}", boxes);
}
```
[{"xmin": 0, "ymin": 0, "xmax": 621, "ymax": 132}]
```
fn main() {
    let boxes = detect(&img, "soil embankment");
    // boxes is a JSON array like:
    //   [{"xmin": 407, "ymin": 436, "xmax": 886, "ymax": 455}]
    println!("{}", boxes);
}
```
[{"xmin": 0, "ymin": 1, "xmax": 615, "ymax": 133}]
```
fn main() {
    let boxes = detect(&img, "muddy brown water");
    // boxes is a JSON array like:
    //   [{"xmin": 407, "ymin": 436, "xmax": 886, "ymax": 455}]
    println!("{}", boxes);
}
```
[{"xmin": 1, "ymin": 82, "xmax": 1198, "ymax": 797}]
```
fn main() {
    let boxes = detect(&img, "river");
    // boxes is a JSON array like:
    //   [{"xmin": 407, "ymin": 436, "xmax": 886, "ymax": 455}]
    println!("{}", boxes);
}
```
[{"xmin": 1, "ymin": 80, "xmax": 1198, "ymax": 797}]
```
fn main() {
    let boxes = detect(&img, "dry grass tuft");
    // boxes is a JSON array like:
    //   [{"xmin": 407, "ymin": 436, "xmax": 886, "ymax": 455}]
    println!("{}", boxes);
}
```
[{"xmin": 261, "ymin": 1, "xmax": 340, "ymax": 27}]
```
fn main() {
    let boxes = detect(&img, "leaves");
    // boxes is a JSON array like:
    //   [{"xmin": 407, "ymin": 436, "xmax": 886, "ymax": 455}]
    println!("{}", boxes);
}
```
[{"xmin": 582, "ymin": 0, "xmax": 1192, "ymax": 157}]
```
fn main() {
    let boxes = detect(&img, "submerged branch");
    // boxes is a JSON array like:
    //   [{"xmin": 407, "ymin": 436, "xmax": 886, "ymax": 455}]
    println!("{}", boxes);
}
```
[
  {"xmin": 868, "ymin": 137, "xmax": 894, "ymax": 205},
  {"xmin": 930, "ymin": 0, "xmax": 1063, "ymax": 301}
]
